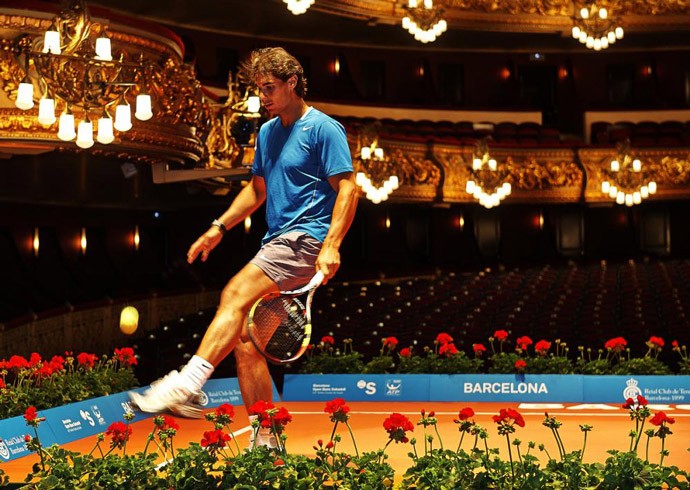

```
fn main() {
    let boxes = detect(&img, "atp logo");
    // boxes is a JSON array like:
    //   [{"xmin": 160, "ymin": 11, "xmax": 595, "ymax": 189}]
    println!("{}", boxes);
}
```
[
  {"xmin": 356, "ymin": 379, "xmax": 377, "ymax": 395},
  {"xmin": 385, "ymin": 379, "xmax": 402, "ymax": 397}
]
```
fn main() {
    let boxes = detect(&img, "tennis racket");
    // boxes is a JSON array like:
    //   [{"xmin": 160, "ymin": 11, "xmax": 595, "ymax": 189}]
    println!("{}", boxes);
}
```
[{"xmin": 247, "ymin": 271, "xmax": 324, "ymax": 364}]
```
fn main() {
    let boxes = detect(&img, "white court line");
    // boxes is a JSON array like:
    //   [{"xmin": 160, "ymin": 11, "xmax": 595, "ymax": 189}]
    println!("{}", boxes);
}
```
[{"xmin": 287, "ymin": 410, "xmax": 690, "ymax": 418}]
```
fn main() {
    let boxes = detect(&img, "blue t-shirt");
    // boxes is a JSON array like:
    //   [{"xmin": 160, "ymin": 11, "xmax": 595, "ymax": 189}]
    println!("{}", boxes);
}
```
[{"xmin": 251, "ymin": 107, "xmax": 353, "ymax": 244}]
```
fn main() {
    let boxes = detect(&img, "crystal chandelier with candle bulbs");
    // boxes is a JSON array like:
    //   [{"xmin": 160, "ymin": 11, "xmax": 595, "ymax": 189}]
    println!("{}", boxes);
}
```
[
  {"xmin": 354, "ymin": 137, "xmax": 399, "ymax": 204},
  {"xmin": 571, "ymin": 2, "xmax": 624, "ymax": 51},
  {"xmin": 465, "ymin": 138, "xmax": 512, "ymax": 209},
  {"xmin": 284, "ymin": 0, "xmax": 315, "ymax": 15},
  {"xmin": 12, "ymin": 0, "xmax": 155, "ymax": 149},
  {"xmin": 401, "ymin": 0, "xmax": 448, "ymax": 44},
  {"xmin": 600, "ymin": 140, "xmax": 657, "ymax": 206}
]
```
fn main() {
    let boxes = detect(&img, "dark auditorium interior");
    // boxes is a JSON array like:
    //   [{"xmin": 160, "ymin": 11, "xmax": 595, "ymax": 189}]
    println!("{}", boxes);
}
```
[{"xmin": 2, "ymin": 0, "xmax": 690, "ymax": 384}]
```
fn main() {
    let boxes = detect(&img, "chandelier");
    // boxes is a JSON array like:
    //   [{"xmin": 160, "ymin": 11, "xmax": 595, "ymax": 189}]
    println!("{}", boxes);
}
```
[
  {"xmin": 284, "ymin": 0, "xmax": 315, "ymax": 15},
  {"xmin": 600, "ymin": 140, "xmax": 657, "ymax": 206},
  {"xmin": 354, "ymin": 137, "xmax": 399, "ymax": 204},
  {"xmin": 401, "ymin": 0, "xmax": 448, "ymax": 44},
  {"xmin": 465, "ymin": 139, "xmax": 512, "ymax": 209},
  {"xmin": 204, "ymin": 71, "xmax": 262, "ymax": 169},
  {"xmin": 12, "ymin": 0, "xmax": 154, "ymax": 149},
  {"xmin": 571, "ymin": 2, "xmax": 624, "ymax": 51}
]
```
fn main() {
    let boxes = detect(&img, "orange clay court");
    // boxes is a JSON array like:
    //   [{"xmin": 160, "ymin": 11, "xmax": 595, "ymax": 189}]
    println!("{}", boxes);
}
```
[{"xmin": 3, "ymin": 401, "xmax": 690, "ymax": 482}]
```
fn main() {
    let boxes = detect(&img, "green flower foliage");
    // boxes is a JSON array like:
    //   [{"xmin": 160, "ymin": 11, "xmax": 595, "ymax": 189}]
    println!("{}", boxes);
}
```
[{"xmin": 0, "ymin": 349, "xmax": 138, "ymax": 419}]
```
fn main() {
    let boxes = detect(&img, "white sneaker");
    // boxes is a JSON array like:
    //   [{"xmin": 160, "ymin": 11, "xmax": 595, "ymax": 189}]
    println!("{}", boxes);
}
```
[{"xmin": 129, "ymin": 371, "xmax": 202, "ymax": 419}]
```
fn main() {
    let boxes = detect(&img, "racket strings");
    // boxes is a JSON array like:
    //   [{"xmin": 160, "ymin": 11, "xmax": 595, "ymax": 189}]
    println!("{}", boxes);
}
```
[{"xmin": 251, "ymin": 297, "xmax": 308, "ymax": 360}]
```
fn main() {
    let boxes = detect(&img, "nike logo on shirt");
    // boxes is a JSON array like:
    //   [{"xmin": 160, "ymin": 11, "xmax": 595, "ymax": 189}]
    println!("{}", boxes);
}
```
[{"xmin": 303, "ymin": 126, "xmax": 314, "ymax": 131}]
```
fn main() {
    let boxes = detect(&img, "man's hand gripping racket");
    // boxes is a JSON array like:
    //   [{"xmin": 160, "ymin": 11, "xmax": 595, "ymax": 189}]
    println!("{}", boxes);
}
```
[{"xmin": 247, "ymin": 271, "xmax": 324, "ymax": 364}]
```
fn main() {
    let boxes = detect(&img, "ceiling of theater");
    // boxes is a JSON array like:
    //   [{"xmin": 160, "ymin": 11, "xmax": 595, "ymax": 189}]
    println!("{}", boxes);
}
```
[{"xmin": 87, "ymin": 0, "xmax": 690, "ymax": 51}]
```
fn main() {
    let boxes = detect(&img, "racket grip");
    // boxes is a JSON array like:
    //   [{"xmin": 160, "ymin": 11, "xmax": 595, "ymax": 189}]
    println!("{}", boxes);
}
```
[{"xmin": 309, "ymin": 271, "xmax": 325, "ymax": 289}]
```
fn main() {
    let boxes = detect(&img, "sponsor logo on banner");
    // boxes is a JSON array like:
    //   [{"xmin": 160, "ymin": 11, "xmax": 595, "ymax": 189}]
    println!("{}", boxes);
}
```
[
  {"xmin": 203, "ymin": 389, "xmax": 243, "ymax": 405},
  {"xmin": 0, "ymin": 440, "xmax": 10, "ymax": 460},
  {"xmin": 385, "ymin": 379, "xmax": 402, "ymax": 397},
  {"xmin": 61, "ymin": 416, "xmax": 83, "ymax": 433},
  {"xmin": 357, "ymin": 380, "xmax": 377, "ymax": 395},
  {"xmin": 0, "ymin": 435, "xmax": 29, "ymax": 459},
  {"xmin": 197, "ymin": 391, "xmax": 209, "ymax": 407},
  {"xmin": 630, "ymin": 377, "xmax": 690, "ymax": 403},
  {"xmin": 311, "ymin": 383, "xmax": 347, "ymax": 396},
  {"xmin": 463, "ymin": 381, "xmax": 549, "ymax": 395},
  {"xmin": 623, "ymin": 378, "xmax": 642, "ymax": 399}
]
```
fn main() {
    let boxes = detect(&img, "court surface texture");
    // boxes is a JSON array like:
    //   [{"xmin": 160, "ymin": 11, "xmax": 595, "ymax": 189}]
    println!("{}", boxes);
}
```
[{"xmin": 4, "ymin": 401, "xmax": 689, "ymax": 482}]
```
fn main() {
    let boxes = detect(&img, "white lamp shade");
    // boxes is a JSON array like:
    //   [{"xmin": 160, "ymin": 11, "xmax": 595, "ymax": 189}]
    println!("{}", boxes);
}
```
[
  {"xmin": 42, "ymin": 30, "xmax": 61, "ymax": 54},
  {"xmin": 94, "ymin": 37, "xmax": 112, "ymax": 61},
  {"xmin": 37, "ymin": 98, "xmax": 56, "ymax": 125},
  {"xmin": 76, "ymin": 120, "xmax": 94, "ymax": 149},
  {"xmin": 97, "ymin": 117, "xmax": 115, "ymax": 144},
  {"xmin": 57, "ymin": 112, "xmax": 76, "ymax": 141},
  {"xmin": 16, "ymin": 82, "xmax": 34, "ymax": 110},
  {"xmin": 247, "ymin": 95, "xmax": 261, "ymax": 113},
  {"xmin": 114, "ymin": 104, "xmax": 132, "ymax": 131},
  {"xmin": 135, "ymin": 94, "xmax": 153, "ymax": 121}
]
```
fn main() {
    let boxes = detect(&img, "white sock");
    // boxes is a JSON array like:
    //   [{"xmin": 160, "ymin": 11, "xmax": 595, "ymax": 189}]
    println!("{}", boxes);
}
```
[
  {"xmin": 179, "ymin": 355, "xmax": 214, "ymax": 393},
  {"xmin": 248, "ymin": 414, "xmax": 275, "ymax": 445}
]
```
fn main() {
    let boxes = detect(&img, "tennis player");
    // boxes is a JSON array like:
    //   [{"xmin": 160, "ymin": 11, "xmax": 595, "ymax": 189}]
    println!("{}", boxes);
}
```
[{"xmin": 130, "ymin": 47, "xmax": 357, "ymax": 447}]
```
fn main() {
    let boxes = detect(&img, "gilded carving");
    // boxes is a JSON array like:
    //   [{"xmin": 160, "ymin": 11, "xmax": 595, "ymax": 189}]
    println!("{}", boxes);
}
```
[{"xmin": 389, "ymin": 147, "xmax": 441, "ymax": 186}]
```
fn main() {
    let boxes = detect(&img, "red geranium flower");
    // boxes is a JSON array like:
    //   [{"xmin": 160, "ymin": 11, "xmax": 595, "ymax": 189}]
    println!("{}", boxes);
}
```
[
  {"xmin": 646, "ymin": 336, "xmax": 664, "ymax": 350},
  {"xmin": 382, "ymin": 337, "xmax": 399, "ymax": 349},
  {"xmin": 321, "ymin": 336, "xmax": 335, "ymax": 345},
  {"xmin": 383, "ymin": 413, "xmax": 414, "ymax": 444},
  {"xmin": 324, "ymin": 398, "xmax": 350, "ymax": 423},
  {"xmin": 28, "ymin": 353, "xmax": 42, "ymax": 367},
  {"xmin": 604, "ymin": 337, "xmax": 627, "ymax": 352},
  {"xmin": 8, "ymin": 355, "xmax": 29, "ymax": 370},
  {"xmin": 534, "ymin": 340, "xmax": 551, "ymax": 356},
  {"xmin": 114, "ymin": 347, "xmax": 137, "ymax": 366},
  {"xmin": 439, "ymin": 343, "xmax": 459, "ymax": 357},
  {"xmin": 215, "ymin": 403, "xmax": 235, "ymax": 420},
  {"xmin": 200, "ymin": 429, "xmax": 231, "ymax": 451},
  {"xmin": 457, "ymin": 407, "xmax": 475, "ymax": 421},
  {"xmin": 77, "ymin": 352, "xmax": 98, "ymax": 369},
  {"xmin": 493, "ymin": 408, "xmax": 525, "ymax": 428},
  {"xmin": 494, "ymin": 330, "xmax": 509, "ymax": 341},
  {"xmin": 516, "ymin": 336, "xmax": 533, "ymax": 350},
  {"xmin": 399, "ymin": 347, "xmax": 412, "ymax": 357},
  {"xmin": 649, "ymin": 411, "xmax": 675, "ymax": 426},
  {"xmin": 515, "ymin": 359, "xmax": 527, "ymax": 370},
  {"xmin": 105, "ymin": 421, "xmax": 132, "ymax": 449},
  {"xmin": 472, "ymin": 343, "xmax": 486, "ymax": 355},
  {"xmin": 24, "ymin": 406, "xmax": 38, "ymax": 424},
  {"xmin": 436, "ymin": 332, "xmax": 453, "ymax": 345}
]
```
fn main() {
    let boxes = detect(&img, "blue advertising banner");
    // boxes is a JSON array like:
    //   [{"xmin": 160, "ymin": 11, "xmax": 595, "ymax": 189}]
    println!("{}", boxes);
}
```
[
  {"xmin": 0, "ymin": 414, "xmax": 58, "ymax": 463},
  {"xmin": 0, "ymin": 377, "xmax": 274, "ymax": 462},
  {"xmin": 282, "ymin": 374, "xmax": 431, "ymax": 401},
  {"xmin": 282, "ymin": 374, "xmax": 690, "ymax": 404}
]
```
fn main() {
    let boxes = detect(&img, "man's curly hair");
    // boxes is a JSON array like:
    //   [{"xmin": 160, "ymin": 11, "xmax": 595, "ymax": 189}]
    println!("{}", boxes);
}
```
[{"xmin": 242, "ymin": 47, "xmax": 307, "ymax": 98}]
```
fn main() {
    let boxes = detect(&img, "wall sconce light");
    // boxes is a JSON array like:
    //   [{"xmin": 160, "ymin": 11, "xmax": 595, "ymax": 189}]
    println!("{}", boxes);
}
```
[
  {"xmin": 33, "ymin": 227, "xmax": 40, "ymax": 257},
  {"xmin": 465, "ymin": 138, "xmax": 512, "ymax": 208},
  {"xmin": 80, "ymin": 227, "xmax": 87, "ymax": 255},
  {"xmin": 600, "ymin": 139, "xmax": 657, "ymax": 206}
]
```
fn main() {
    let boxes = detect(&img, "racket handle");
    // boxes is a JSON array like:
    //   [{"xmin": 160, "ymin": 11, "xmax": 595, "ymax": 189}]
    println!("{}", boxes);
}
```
[{"xmin": 308, "ymin": 270, "xmax": 325, "ymax": 289}]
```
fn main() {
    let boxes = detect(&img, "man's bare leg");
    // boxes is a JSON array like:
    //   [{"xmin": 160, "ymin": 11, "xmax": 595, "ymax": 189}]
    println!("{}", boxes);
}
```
[{"xmin": 130, "ymin": 264, "xmax": 278, "ymax": 417}]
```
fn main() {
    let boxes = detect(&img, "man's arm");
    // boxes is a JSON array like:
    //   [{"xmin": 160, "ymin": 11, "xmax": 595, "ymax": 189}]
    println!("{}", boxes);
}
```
[
  {"xmin": 315, "ymin": 172, "xmax": 358, "ymax": 282},
  {"xmin": 187, "ymin": 176, "xmax": 267, "ymax": 263}
]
